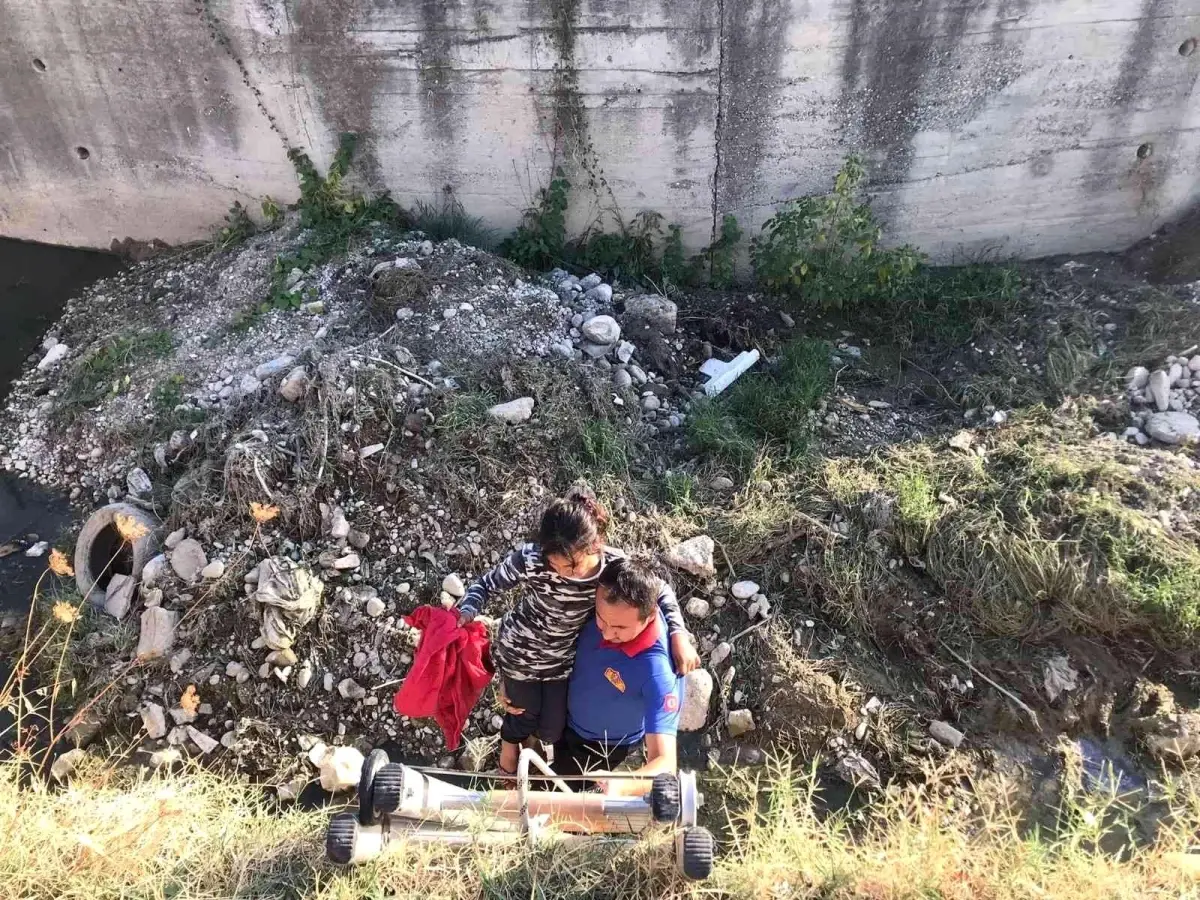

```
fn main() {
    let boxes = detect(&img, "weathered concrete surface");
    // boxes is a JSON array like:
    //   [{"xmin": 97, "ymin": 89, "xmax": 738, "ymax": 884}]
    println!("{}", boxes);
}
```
[{"xmin": 0, "ymin": 0, "xmax": 1197, "ymax": 261}]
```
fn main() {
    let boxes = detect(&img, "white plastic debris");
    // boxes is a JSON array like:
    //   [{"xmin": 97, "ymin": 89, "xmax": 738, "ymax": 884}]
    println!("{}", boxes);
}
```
[{"xmin": 700, "ymin": 350, "xmax": 760, "ymax": 397}]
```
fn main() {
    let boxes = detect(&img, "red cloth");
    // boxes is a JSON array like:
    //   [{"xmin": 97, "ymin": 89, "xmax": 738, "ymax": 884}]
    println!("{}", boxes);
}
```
[{"xmin": 392, "ymin": 605, "xmax": 493, "ymax": 751}]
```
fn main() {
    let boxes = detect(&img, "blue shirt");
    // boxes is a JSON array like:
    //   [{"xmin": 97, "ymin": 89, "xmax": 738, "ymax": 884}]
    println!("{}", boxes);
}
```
[{"xmin": 566, "ymin": 612, "xmax": 682, "ymax": 746}]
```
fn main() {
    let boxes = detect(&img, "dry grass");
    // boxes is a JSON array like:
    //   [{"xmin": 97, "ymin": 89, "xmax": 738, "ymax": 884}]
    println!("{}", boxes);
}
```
[{"xmin": 4, "ymin": 754, "xmax": 1200, "ymax": 900}]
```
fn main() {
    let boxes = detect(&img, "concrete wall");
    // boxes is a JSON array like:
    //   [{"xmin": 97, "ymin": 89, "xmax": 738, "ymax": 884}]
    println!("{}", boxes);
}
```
[{"xmin": 1, "ymin": 0, "xmax": 1198, "ymax": 261}]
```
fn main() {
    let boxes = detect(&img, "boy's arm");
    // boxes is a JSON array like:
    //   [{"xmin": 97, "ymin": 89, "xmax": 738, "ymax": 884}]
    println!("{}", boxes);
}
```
[
  {"xmin": 656, "ymin": 581, "xmax": 700, "ymax": 674},
  {"xmin": 458, "ymin": 547, "xmax": 529, "ymax": 618}
]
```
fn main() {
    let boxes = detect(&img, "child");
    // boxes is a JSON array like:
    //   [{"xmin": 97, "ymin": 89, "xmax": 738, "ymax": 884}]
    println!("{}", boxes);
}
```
[{"xmin": 457, "ymin": 485, "xmax": 699, "ymax": 774}]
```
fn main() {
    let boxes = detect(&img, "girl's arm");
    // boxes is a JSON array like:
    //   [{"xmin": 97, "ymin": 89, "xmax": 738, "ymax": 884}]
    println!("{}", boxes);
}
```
[
  {"xmin": 458, "ymin": 547, "xmax": 530, "ymax": 619},
  {"xmin": 656, "ymin": 581, "xmax": 701, "ymax": 674}
]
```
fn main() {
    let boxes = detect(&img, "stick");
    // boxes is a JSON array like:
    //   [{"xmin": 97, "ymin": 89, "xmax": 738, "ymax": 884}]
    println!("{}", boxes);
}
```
[
  {"xmin": 365, "ymin": 356, "xmax": 437, "ymax": 389},
  {"xmin": 940, "ymin": 642, "xmax": 1040, "ymax": 730},
  {"xmin": 729, "ymin": 615, "xmax": 774, "ymax": 644}
]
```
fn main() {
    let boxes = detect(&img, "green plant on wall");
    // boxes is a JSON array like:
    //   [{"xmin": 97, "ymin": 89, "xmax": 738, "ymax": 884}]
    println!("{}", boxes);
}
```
[
  {"xmin": 702, "ymin": 214, "xmax": 743, "ymax": 289},
  {"xmin": 751, "ymin": 155, "xmax": 923, "ymax": 311},
  {"xmin": 500, "ymin": 170, "xmax": 571, "ymax": 270}
]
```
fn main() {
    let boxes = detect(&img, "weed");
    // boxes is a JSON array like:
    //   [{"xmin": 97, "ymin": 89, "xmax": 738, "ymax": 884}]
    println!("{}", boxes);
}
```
[
  {"xmin": 435, "ymin": 391, "xmax": 496, "ymax": 439},
  {"xmin": 261, "ymin": 196, "xmax": 283, "ymax": 227},
  {"xmin": 500, "ymin": 170, "xmax": 571, "ymax": 270},
  {"xmin": 57, "ymin": 330, "xmax": 174, "ymax": 417},
  {"xmin": 659, "ymin": 224, "xmax": 699, "ymax": 290},
  {"xmin": 699, "ymin": 213, "xmax": 743, "ymax": 289},
  {"xmin": 150, "ymin": 374, "xmax": 186, "ymax": 414},
  {"xmin": 888, "ymin": 264, "xmax": 1023, "ymax": 348},
  {"xmin": 686, "ymin": 400, "xmax": 759, "ymax": 472},
  {"xmin": 573, "ymin": 419, "xmax": 631, "ymax": 480},
  {"xmin": 212, "ymin": 201, "xmax": 254, "ymax": 250},
  {"xmin": 658, "ymin": 471, "xmax": 699, "ymax": 515},
  {"xmin": 752, "ymin": 155, "xmax": 923, "ymax": 311},
  {"xmin": 411, "ymin": 189, "xmax": 498, "ymax": 249},
  {"xmin": 574, "ymin": 210, "xmax": 664, "ymax": 283}
]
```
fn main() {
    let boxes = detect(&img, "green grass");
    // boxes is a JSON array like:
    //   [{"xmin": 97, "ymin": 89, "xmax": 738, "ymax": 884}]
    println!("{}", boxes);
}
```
[
  {"xmin": 435, "ymin": 391, "xmax": 496, "ymax": 439},
  {"xmin": 688, "ymin": 338, "xmax": 831, "ymax": 471},
  {"xmin": 657, "ymin": 471, "xmax": 699, "ymax": 515},
  {"xmin": 411, "ymin": 195, "xmax": 498, "ymax": 250},
  {"xmin": 150, "ymin": 374, "xmax": 186, "ymax": 413},
  {"xmin": 573, "ymin": 419, "xmax": 631, "ymax": 480},
  {"xmin": 886, "ymin": 264, "xmax": 1023, "ymax": 347},
  {"xmin": 56, "ymin": 330, "xmax": 174, "ymax": 417}
]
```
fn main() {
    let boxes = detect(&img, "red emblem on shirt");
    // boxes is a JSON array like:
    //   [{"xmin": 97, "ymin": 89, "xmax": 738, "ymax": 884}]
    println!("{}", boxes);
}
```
[
  {"xmin": 605, "ymin": 668, "xmax": 626, "ymax": 693},
  {"xmin": 662, "ymin": 694, "xmax": 679, "ymax": 713}
]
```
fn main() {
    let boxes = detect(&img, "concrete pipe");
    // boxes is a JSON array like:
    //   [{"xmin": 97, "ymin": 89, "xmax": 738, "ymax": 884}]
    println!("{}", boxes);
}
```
[{"xmin": 73, "ymin": 503, "xmax": 160, "ymax": 607}]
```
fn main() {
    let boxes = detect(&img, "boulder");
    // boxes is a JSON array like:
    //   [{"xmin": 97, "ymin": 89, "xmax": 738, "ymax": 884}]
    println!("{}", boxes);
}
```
[
  {"xmin": 1148, "ymin": 370, "xmax": 1171, "ymax": 411},
  {"xmin": 319, "ymin": 746, "xmax": 365, "ymax": 792},
  {"xmin": 170, "ymin": 539, "xmax": 208, "ymax": 582},
  {"xmin": 253, "ymin": 355, "xmax": 296, "ymax": 380},
  {"xmin": 488, "ymin": 397, "xmax": 535, "ymax": 425},
  {"xmin": 136, "ymin": 607, "xmax": 179, "ymax": 659},
  {"xmin": 1145, "ymin": 411, "xmax": 1200, "ymax": 445},
  {"xmin": 443, "ymin": 573, "xmax": 466, "ymax": 598},
  {"xmin": 685, "ymin": 597, "xmax": 711, "ymax": 619},
  {"xmin": 731, "ymin": 581, "xmax": 759, "ymax": 600},
  {"xmin": 140, "ymin": 702, "xmax": 168, "ymax": 739},
  {"xmin": 50, "ymin": 748, "xmax": 88, "ymax": 783},
  {"xmin": 1126, "ymin": 366, "xmax": 1150, "ymax": 391},
  {"xmin": 624, "ymin": 294, "xmax": 678, "ymax": 335},
  {"xmin": 104, "ymin": 573, "xmax": 136, "ymax": 619},
  {"xmin": 37, "ymin": 343, "xmax": 70, "ymax": 370},
  {"xmin": 581, "ymin": 315, "xmax": 621, "ymax": 346},
  {"xmin": 679, "ymin": 669, "xmax": 714, "ymax": 732},
  {"xmin": 279, "ymin": 366, "xmax": 311, "ymax": 402},
  {"xmin": 664, "ymin": 535, "xmax": 715, "ymax": 578},
  {"xmin": 126, "ymin": 468, "xmax": 153, "ymax": 497},
  {"xmin": 727, "ymin": 709, "xmax": 756, "ymax": 737},
  {"xmin": 929, "ymin": 720, "xmax": 965, "ymax": 749}
]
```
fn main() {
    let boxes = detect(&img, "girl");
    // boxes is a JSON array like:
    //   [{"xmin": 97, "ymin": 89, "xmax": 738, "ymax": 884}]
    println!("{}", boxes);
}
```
[{"xmin": 458, "ymin": 485, "xmax": 699, "ymax": 774}]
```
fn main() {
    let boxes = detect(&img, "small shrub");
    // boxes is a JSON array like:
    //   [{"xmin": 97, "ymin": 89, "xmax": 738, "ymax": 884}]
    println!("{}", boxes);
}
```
[
  {"xmin": 260, "ymin": 196, "xmax": 283, "ymax": 227},
  {"xmin": 574, "ymin": 419, "xmax": 630, "ymax": 479},
  {"xmin": 150, "ymin": 374, "xmax": 186, "ymax": 413},
  {"xmin": 700, "ymin": 213, "xmax": 743, "ymax": 289},
  {"xmin": 658, "ymin": 471, "xmax": 699, "ymax": 515},
  {"xmin": 659, "ymin": 224, "xmax": 699, "ymax": 289},
  {"xmin": 574, "ymin": 210, "xmax": 663, "ymax": 283},
  {"xmin": 212, "ymin": 201, "xmax": 254, "ymax": 249},
  {"xmin": 57, "ymin": 330, "xmax": 174, "ymax": 416},
  {"xmin": 752, "ymin": 155, "xmax": 923, "ymax": 311},
  {"xmin": 411, "ymin": 190, "xmax": 498, "ymax": 249},
  {"xmin": 500, "ymin": 170, "xmax": 570, "ymax": 270}
]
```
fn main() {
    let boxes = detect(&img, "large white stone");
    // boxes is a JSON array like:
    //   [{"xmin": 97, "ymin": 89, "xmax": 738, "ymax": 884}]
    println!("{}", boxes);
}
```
[
  {"xmin": 581, "ymin": 315, "xmax": 621, "ymax": 346},
  {"xmin": 169, "ymin": 539, "xmax": 208, "ymax": 582},
  {"xmin": 487, "ymin": 397, "xmax": 535, "ymax": 424},
  {"xmin": 1145, "ymin": 411, "xmax": 1200, "ymax": 445},
  {"xmin": 1148, "ymin": 370, "xmax": 1171, "ymax": 411},
  {"xmin": 140, "ymin": 702, "xmax": 168, "ymax": 739},
  {"xmin": 664, "ymin": 535, "xmax": 715, "ymax": 578},
  {"xmin": 318, "ymin": 746, "xmax": 365, "ymax": 792},
  {"xmin": 624, "ymin": 294, "xmax": 678, "ymax": 334},
  {"xmin": 727, "ymin": 709, "xmax": 756, "ymax": 737},
  {"xmin": 679, "ymin": 669, "xmax": 714, "ymax": 732},
  {"xmin": 136, "ymin": 607, "xmax": 178, "ymax": 659},
  {"xmin": 731, "ymin": 581, "xmax": 759, "ymax": 600}
]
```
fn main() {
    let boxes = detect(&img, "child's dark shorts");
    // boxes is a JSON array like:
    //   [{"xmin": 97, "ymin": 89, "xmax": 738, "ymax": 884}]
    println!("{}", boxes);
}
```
[{"xmin": 500, "ymin": 676, "xmax": 568, "ymax": 745}]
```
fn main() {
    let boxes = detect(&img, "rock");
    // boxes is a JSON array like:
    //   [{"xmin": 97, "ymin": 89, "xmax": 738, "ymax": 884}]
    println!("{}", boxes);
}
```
[
  {"xmin": 929, "ymin": 720, "xmax": 965, "ymax": 749},
  {"xmin": 200, "ymin": 560, "xmax": 225, "ymax": 580},
  {"xmin": 37, "ymin": 343, "xmax": 70, "ymax": 370},
  {"xmin": 164, "ymin": 528, "xmax": 186, "ymax": 550},
  {"xmin": 1141, "ymin": 713, "xmax": 1200, "ymax": 762},
  {"xmin": 731, "ymin": 581, "xmax": 759, "ymax": 600},
  {"xmin": 579, "ymin": 273, "xmax": 602, "ymax": 290},
  {"xmin": 296, "ymin": 661, "xmax": 313, "ymax": 689},
  {"xmin": 1170, "ymin": 362, "xmax": 1185, "ymax": 385},
  {"xmin": 333, "ymin": 553, "xmax": 360, "ymax": 571},
  {"xmin": 136, "ymin": 607, "xmax": 178, "ymax": 659},
  {"xmin": 710, "ymin": 476, "xmax": 735, "ymax": 492},
  {"xmin": 624, "ymin": 294, "xmax": 678, "ymax": 335},
  {"xmin": 50, "ymin": 748, "xmax": 88, "ymax": 783},
  {"xmin": 1145, "ymin": 412, "xmax": 1200, "ymax": 445},
  {"xmin": 1149, "ymin": 370, "xmax": 1171, "ymax": 411},
  {"xmin": 186, "ymin": 726, "xmax": 220, "ymax": 755},
  {"xmin": 330, "ymin": 507, "xmax": 351, "ymax": 539},
  {"xmin": 140, "ymin": 702, "xmax": 168, "ymax": 739},
  {"xmin": 641, "ymin": 395, "xmax": 661, "ymax": 412},
  {"xmin": 616, "ymin": 341, "xmax": 636, "ymax": 364},
  {"xmin": 169, "ymin": 648, "xmax": 191, "ymax": 674},
  {"xmin": 169, "ymin": 705, "xmax": 196, "ymax": 726},
  {"xmin": 149, "ymin": 748, "xmax": 182, "ymax": 768},
  {"xmin": 487, "ymin": 397, "xmax": 535, "ymax": 424},
  {"xmin": 685, "ymin": 597, "xmax": 711, "ymax": 619},
  {"xmin": 580, "ymin": 341, "xmax": 611, "ymax": 360},
  {"xmin": 612, "ymin": 368, "xmax": 632, "ymax": 390},
  {"xmin": 1190, "ymin": 355, "xmax": 1200, "ymax": 372},
  {"xmin": 365, "ymin": 595, "xmax": 386, "ymax": 617},
  {"xmin": 583, "ymin": 284, "xmax": 613, "ymax": 305},
  {"xmin": 747, "ymin": 596, "xmax": 771, "ymax": 620},
  {"xmin": 169, "ymin": 539, "xmax": 208, "ymax": 582},
  {"xmin": 834, "ymin": 750, "xmax": 880, "ymax": 789},
  {"xmin": 240, "ymin": 374, "xmax": 262, "ymax": 394},
  {"xmin": 319, "ymin": 746, "xmax": 365, "ymax": 792},
  {"xmin": 664, "ymin": 535, "xmax": 715, "ymax": 578},
  {"xmin": 126, "ymin": 468, "xmax": 153, "ymax": 497},
  {"xmin": 679, "ymin": 669, "xmax": 714, "ymax": 732},
  {"xmin": 104, "ymin": 573, "xmax": 136, "ymax": 619},
  {"xmin": 1126, "ymin": 366, "xmax": 1150, "ymax": 391},
  {"xmin": 279, "ymin": 366, "xmax": 310, "ymax": 402},
  {"xmin": 727, "ymin": 709, "xmax": 756, "ymax": 738},
  {"xmin": 338, "ymin": 678, "xmax": 366, "ymax": 700},
  {"xmin": 581, "ymin": 315, "xmax": 621, "ymax": 346},
  {"xmin": 629, "ymin": 365, "xmax": 648, "ymax": 385},
  {"xmin": 443, "ymin": 574, "xmax": 466, "ymax": 598},
  {"xmin": 225, "ymin": 661, "xmax": 249, "ymax": 681},
  {"xmin": 254, "ymin": 355, "xmax": 296, "ymax": 380},
  {"xmin": 277, "ymin": 778, "xmax": 306, "ymax": 802},
  {"xmin": 1043, "ymin": 655, "xmax": 1079, "ymax": 702},
  {"xmin": 21, "ymin": 541, "xmax": 46, "ymax": 557},
  {"xmin": 710, "ymin": 641, "xmax": 732, "ymax": 667},
  {"xmin": 141, "ymin": 554, "xmax": 168, "ymax": 587},
  {"xmin": 267, "ymin": 648, "xmax": 298, "ymax": 667}
]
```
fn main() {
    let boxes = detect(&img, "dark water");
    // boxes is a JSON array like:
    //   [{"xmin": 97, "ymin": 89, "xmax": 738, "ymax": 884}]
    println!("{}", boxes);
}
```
[{"xmin": 0, "ymin": 238, "xmax": 123, "ymax": 614}]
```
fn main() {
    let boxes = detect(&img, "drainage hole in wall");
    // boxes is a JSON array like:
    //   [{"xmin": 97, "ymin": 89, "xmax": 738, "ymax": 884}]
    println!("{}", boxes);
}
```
[
  {"xmin": 75, "ymin": 146, "xmax": 91, "ymax": 160},
  {"xmin": 1137, "ymin": 143, "xmax": 1154, "ymax": 160},
  {"xmin": 32, "ymin": 58, "xmax": 46, "ymax": 72},
  {"xmin": 1181, "ymin": 38, "xmax": 1197, "ymax": 57}
]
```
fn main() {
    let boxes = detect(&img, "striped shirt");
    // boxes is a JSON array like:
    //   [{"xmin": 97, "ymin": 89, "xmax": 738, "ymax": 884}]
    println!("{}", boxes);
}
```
[{"xmin": 458, "ymin": 544, "xmax": 688, "ymax": 681}]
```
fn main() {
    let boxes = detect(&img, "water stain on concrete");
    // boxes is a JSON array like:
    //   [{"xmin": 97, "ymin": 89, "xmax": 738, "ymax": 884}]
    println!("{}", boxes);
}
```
[
  {"xmin": 715, "ymin": 0, "xmax": 793, "ymax": 216},
  {"xmin": 415, "ymin": 0, "xmax": 464, "ymax": 147},
  {"xmin": 292, "ymin": 0, "xmax": 385, "ymax": 187}
]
